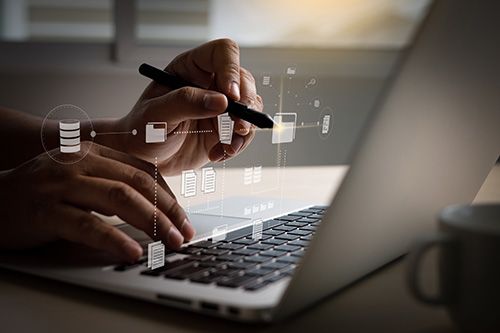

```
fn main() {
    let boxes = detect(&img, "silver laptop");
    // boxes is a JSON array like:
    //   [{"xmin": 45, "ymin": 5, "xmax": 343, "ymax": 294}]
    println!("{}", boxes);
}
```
[{"xmin": 1, "ymin": 0, "xmax": 499, "ymax": 322}]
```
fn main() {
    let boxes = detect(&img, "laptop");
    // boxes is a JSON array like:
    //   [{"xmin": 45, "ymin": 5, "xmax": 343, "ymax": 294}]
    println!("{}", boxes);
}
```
[{"xmin": 0, "ymin": 0, "xmax": 499, "ymax": 322}]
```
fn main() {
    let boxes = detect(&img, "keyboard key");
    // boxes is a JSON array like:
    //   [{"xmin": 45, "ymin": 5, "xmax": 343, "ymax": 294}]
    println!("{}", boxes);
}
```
[
  {"xmin": 288, "ymin": 239, "xmax": 309, "ymax": 247},
  {"xmin": 198, "ymin": 260, "xmax": 226, "ymax": 268},
  {"xmin": 287, "ymin": 212, "xmax": 313, "ymax": 217},
  {"xmin": 232, "ymin": 248, "xmax": 259, "ymax": 256},
  {"xmin": 274, "ymin": 225, "xmax": 295, "ymax": 232},
  {"xmin": 262, "ymin": 238, "xmax": 287, "ymax": 246},
  {"xmin": 244, "ymin": 281, "xmax": 269, "ymax": 291},
  {"xmin": 188, "ymin": 254, "xmax": 214, "ymax": 262},
  {"xmin": 213, "ymin": 268, "xmax": 242, "ymax": 277},
  {"xmin": 245, "ymin": 234, "xmax": 272, "ymax": 241},
  {"xmin": 300, "ymin": 225, "xmax": 317, "ymax": 232},
  {"xmin": 280, "ymin": 265, "xmax": 296, "ymax": 275},
  {"xmin": 261, "ymin": 261, "xmax": 290, "ymax": 270},
  {"xmin": 191, "ymin": 240, "xmax": 217, "ymax": 249},
  {"xmin": 202, "ymin": 248, "xmax": 230, "ymax": 256},
  {"xmin": 260, "ymin": 250, "xmax": 287, "ymax": 257},
  {"xmin": 140, "ymin": 259, "xmax": 193, "ymax": 277},
  {"xmin": 285, "ymin": 221, "xmax": 308, "ymax": 228},
  {"xmin": 164, "ymin": 264, "xmax": 209, "ymax": 280},
  {"xmin": 190, "ymin": 273, "xmax": 224, "ymax": 284},
  {"xmin": 288, "ymin": 229, "xmax": 312, "ymax": 236},
  {"xmin": 291, "ymin": 249, "xmax": 305, "ymax": 257},
  {"xmin": 297, "ymin": 217, "xmax": 319, "ymax": 223},
  {"xmin": 301, "ymin": 235, "xmax": 314, "ymax": 241},
  {"xmin": 247, "ymin": 243, "xmax": 273, "ymax": 251},
  {"xmin": 266, "ymin": 219, "xmax": 287, "ymax": 229},
  {"xmin": 274, "ymin": 244, "xmax": 301, "ymax": 252},
  {"xmin": 300, "ymin": 209, "xmax": 321, "ymax": 214},
  {"xmin": 216, "ymin": 275, "xmax": 258, "ymax": 288},
  {"xmin": 245, "ymin": 268, "xmax": 274, "ymax": 276},
  {"xmin": 309, "ymin": 214, "xmax": 323, "ymax": 219},
  {"xmin": 216, "ymin": 254, "xmax": 244, "ymax": 262},
  {"xmin": 277, "ymin": 255, "xmax": 301, "ymax": 264},
  {"xmin": 275, "ymin": 233, "xmax": 300, "ymax": 241},
  {"xmin": 227, "ymin": 261, "xmax": 256, "ymax": 270},
  {"xmin": 114, "ymin": 262, "xmax": 141, "ymax": 272},
  {"xmin": 179, "ymin": 247, "xmax": 202, "ymax": 255},
  {"xmin": 216, "ymin": 243, "xmax": 244, "ymax": 251},
  {"xmin": 263, "ymin": 229, "xmax": 284, "ymax": 236},
  {"xmin": 244, "ymin": 256, "xmax": 272, "ymax": 263},
  {"xmin": 233, "ymin": 238, "xmax": 259, "ymax": 245},
  {"xmin": 276, "ymin": 215, "xmax": 301, "ymax": 222}
]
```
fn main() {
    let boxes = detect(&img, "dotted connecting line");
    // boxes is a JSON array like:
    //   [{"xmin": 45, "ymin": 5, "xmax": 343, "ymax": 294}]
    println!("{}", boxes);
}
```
[
  {"xmin": 173, "ymin": 130, "xmax": 213, "ymax": 135},
  {"xmin": 220, "ymin": 149, "xmax": 227, "ymax": 217},
  {"xmin": 153, "ymin": 157, "xmax": 158, "ymax": 238}
]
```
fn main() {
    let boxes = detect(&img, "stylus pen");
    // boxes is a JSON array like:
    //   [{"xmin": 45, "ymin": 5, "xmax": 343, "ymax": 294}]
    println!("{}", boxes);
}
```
[{"xmin": 139, "ymin": 63, "xmax": 276, "ymax": 129}]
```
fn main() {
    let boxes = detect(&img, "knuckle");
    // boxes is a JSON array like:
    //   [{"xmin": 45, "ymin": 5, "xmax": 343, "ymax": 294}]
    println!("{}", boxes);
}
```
[
  {"xmin": 75, "ymin": 214, "xmax": 96, "ymax": 234},
  {"xmin": 132, "ymin": 170, "xmax": 154, "ymax": 191},
  {"xmin": 216, "ymin": 38, "xmax": 239, "ymax": 53},
  {"xmin": 108, "ymin": 183, "xmax": 134, "ymax": 204},
  {"xmin": 224, "ymin": 63, "xmax": 240, "ymax": 78},
  {"xmin": 240, "ymin": 68, "xmax": 255, "ymax": 84},
  {"xmin": 176, "ymin": 86, "xmax": 197, "ymax": 103}
]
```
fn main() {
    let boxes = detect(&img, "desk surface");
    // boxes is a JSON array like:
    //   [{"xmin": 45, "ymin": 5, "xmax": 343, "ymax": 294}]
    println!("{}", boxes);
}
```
[{"xmin": 1, "ymin": 165, "xmax": 499, "ymax": 333}]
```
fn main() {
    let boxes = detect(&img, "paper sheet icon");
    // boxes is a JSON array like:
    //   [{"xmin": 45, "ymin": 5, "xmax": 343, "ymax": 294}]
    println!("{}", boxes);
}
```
[
  {"xmin": 181, "ymin": 170, "xmax": 197, "ymax": 197},
  {"xmin": 147, "ymin": 241, "xmax": 165, "ymax": 270},
  {"xmin": 217, "ymin": 113, "xmax": 234, "ymax": 144},
  {"xmin": 201, "ymin": 167, "xmax": 216, "ymax": 194}
]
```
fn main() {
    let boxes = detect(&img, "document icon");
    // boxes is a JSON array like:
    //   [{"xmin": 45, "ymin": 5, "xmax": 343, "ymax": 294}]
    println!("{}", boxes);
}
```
[
  {"xmin": 201, "ymin": 167, "xmax": 216, "ymax": 194},
  {"xmin": 181, "ymin": 170, "xmax": 197, "ymax": 197},
  {"xmin": 217, "ymin": 112, "xmax": 234, "ymax": 144},
  {"xmin": 322, "ymin": 115, "xmax": 331, "ymax": 134},
  {"xmin": 145, "ymin": 122, "xmax": 167, "ymax": 143},
  {"xmin": 147, "ymin": 241, "xmax": 165, "ymax": 270},
  {"xmin": 243, "ymin": 167, "xmax": 253, "ymax": 185},
  {"xmin": 272, "ymin": 113, "xmax": 297, "ymax": 144},
  {"xmin": 252, "ymin": 219, "xmax": 263, "ymax": 240},
  {"xmin": 253, "ymin": 166, "xmax": 262, "ymax": 184}
]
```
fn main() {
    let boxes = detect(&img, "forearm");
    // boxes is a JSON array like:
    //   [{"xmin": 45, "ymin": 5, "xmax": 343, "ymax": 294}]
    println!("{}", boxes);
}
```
[{"xmin": 0, "ymin": 107, "xmax": 122, "ymax": 169}]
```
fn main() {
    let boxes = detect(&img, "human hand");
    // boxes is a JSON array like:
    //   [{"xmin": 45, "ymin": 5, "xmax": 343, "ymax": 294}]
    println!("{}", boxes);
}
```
[
  {"xmin": 0, "ymin": 142, "xmax": 194, "ymax": 262},
  {"xmin": 116, "ymin": 38, "xmax": 263, "ymax": 175}
]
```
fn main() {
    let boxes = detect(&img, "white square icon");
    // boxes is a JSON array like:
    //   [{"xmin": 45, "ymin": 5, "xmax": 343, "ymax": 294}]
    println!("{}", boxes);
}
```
[
  {"xmin": 147, "ymin": 241, "xmax": 165, "ymax": 270},
  {"xmin": 272, "ymin": 113, "xmax": 297, "ymax": 144},
  {"xmin": 217, "ymin": 112, "xmax": 234, "ymax": 145},
  {"xmin": 145, "ymin": 122, "xmax": 167, "ymax": 143},
  {"xmin": 201, "ymin": 167, "xmax": 216, "ymax": 194}
]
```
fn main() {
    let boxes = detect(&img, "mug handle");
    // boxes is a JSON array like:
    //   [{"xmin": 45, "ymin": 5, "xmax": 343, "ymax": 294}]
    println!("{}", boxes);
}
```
[{"xmin": 407, "ymin": 233, "xmax": 454, "ymax": 305}]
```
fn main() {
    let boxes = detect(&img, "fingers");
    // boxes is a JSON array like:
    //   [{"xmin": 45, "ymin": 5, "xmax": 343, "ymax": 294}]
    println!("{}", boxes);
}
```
[
  {"xmin": 149, "ymin": 86, "xmax": 228, "ymax": 125},
  {"xmin": 233, "ymin": 67, "xmax": 261, "ymax": 137},
  {"xmin": 63, "ymin": 176, "xmax": 185, "ymax": 250},
  {"xmin": 50, "ymin": 204, "xmax": 142, "ymax": 262},
  {"xmin": 167, "ymin": 38, "xmax": 241, "ymax": 100},
  {"xmin": 83, "ymin": 153, "xmax": 195, "ymax": 241}
]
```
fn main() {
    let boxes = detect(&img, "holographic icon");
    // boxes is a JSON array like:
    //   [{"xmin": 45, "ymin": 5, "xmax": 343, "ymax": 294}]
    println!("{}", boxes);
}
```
[
  {"xmin": 181, "ymin": 170, "xmax": 197, "ymax": 198},
  {"xmin": 217, "ymin": 112, "xmax": 234, "ymax": 144},
  {"xmin": 252, "ymin": 219, "xmax": 263, "ymax": 240},
  {"xmin": 322, "ymin": 115, "xmax": 331, "ymax": 134},
  {"xmin": 243, "ymin": 166, "xmax": 262, "ymax": 185},
  {"xmin": 212, "ymin": 224, "xmax": 228, "ymax": 242},
  {"xmin": 145, "ymin": 122, "xmax": 167, "ymax": 143},
  {"xmin": 305, "ymin": 78, "xmax": 317, "ymax": 88},
  {"xmin": 262, "ymin": 75, "xmax": 271, "ymax": 86},
  {"xmin": 313, "ymin": 99, "xmax": 321, "ymax": 108},
  {"xmin": 59, "ymin": 119, "xmax": 80, "ymax": 153},
  {"xmin": 201, "ymin": 167, "xmax": 216, "ymax": 194},
  {"xmin": 147, "ymin": 241, "xmax": 165, "ymax": 270},
  {"xmin": 272, "ymin": 113, "xmax": 297, "ymax": 144},
  {"xmin": 286, "ymin": 67, "xmax": 297, "ymax": 75}
]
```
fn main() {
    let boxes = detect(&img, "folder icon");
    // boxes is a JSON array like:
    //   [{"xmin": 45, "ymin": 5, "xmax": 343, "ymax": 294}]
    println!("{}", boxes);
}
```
[{"xmin": 145, "ymin": 122, "xmax": 167, "ymax": 143}]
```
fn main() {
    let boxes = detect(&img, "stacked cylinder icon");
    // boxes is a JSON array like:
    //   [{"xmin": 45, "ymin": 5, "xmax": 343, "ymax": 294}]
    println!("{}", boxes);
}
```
[{"xmin": 59, "ymin": 119, "xmax": 80, "ymax": 153}]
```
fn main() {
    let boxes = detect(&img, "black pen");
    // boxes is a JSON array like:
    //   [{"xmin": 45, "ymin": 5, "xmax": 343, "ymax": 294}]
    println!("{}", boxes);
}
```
[{"xmin": 139, "ymin": 63, "xmax": 276, "ymax": 129}]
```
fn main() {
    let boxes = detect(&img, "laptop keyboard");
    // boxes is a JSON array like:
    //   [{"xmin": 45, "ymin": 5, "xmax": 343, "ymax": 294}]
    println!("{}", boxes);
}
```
[{"xmin": 113, "ymin": 206, "xmax": 326, "ymax": 292}]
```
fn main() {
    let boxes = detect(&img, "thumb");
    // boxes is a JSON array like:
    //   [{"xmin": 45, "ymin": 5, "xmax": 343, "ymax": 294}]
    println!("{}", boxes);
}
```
[{"xmin": 150, "ymin": 87, "xmax": 228, "ymax": 124}]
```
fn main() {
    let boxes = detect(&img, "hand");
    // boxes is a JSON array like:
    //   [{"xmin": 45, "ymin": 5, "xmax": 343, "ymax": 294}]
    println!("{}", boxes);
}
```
[
  {"xmin": 0, "ymin": 142, "xmax": 195, "ymax": 262},
  {"xmin": 116, "ymin": 38, "xmax": 263, "ymax": 175}
]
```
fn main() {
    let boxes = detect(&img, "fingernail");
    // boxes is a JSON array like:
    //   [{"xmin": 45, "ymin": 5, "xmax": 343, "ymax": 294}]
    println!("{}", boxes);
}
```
[
  {"xmin": 236, "ymin": 123, "xmax": 250, "ymax": 135},
  {"xmin": 123, "ymin": 241, "xmax": 142, "ymax": 261},
  {"xmin": 230, "ymin": 81, "xmax": 240, "ymax": 100},
  {"xmin": 203, "ymin": 93, "xmax": 224, "ymax": 111},
  {"xmin": 181, "ymin": 218, "xmax": 195, "ymax": 240},
  {"xmin": 168, "ymin": 227, "xmax": 184, "ymax": 248}
]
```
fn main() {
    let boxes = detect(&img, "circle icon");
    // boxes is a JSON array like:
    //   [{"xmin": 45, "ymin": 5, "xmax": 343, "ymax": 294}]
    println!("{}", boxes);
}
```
[{"xmin": 40, "ymin": 104, "xmax": 94, "ymax": 164}]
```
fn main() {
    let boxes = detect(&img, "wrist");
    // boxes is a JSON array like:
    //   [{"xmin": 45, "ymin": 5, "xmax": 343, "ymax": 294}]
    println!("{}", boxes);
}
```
[{"xmin": 82, "ymin": 118, "xmax": 124, "ymax": 151}]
